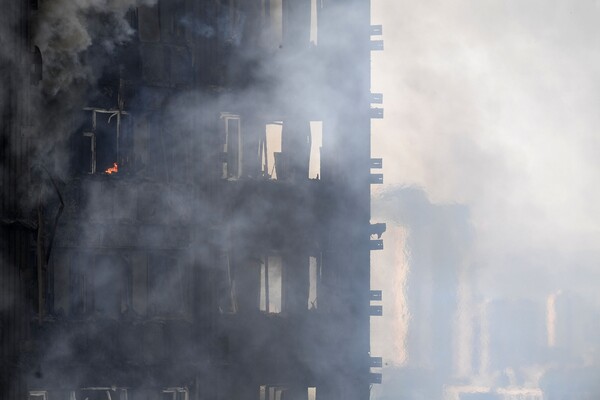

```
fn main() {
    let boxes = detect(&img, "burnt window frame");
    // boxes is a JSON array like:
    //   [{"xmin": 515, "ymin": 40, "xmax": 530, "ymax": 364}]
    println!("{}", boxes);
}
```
[
  {"xmin": 80, "ymin": 108, "xmax": 132, "ymax": 176},
  {"xmin": 220, "ymin": 112, "xmax": 242, "ymax": 180}
]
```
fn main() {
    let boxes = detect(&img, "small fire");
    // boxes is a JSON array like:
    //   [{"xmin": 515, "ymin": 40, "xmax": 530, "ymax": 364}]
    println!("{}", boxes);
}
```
[{"xmin": 105, "ymin": 162, "xmax": 118, "ymax": 174}]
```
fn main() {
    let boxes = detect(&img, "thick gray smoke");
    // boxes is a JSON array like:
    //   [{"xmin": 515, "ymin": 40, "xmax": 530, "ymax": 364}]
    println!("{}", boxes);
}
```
[
  {"xmin": 35, "ymin": 0, "xmax": 157, "ymax": 96},
  {"xmin": 369, "ymin": 2, "xmax": 600, "ymax": 398},
  {"xmin": 9, "ymin": 0, "xmax": 600, "ymax": 399}
]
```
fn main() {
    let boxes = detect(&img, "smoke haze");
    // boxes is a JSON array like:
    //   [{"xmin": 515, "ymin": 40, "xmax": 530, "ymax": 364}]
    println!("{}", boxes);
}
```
[
  {"xmin": 3, "ymin": 0, "xmax": 600, "ymax": 399},
  {"xmin": 371, "ymin": 1, "xmax": 600, "ymax": 398}
]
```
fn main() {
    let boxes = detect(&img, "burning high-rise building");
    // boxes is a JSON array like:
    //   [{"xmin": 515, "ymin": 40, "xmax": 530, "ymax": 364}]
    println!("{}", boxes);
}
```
[{"xmin": 1, "ymin": 1, "xmax": 385, "ymax": 400}]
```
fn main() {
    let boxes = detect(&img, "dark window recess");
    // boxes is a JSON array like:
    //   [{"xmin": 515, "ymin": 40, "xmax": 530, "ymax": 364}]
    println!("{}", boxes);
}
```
[
  {"xmin": 70, "ymin": 254, "xmax": 130, "ymax": 318},
  {"xmin": 141, "ymin": 44, "xmax": 168, "ymax": 83},
  {"xmin": 93, "ymin": 255, "xmax": 127, "ymax": 318},
  {"xmin": 138, "ymin": 4, "xmax": 160, "ymax": 42},
  {"xmin": 370, "ymin": 25, "xmax": 383, "ymax": 36},
  {"xmin": 80, "ymin": 132, "xmax": 96, "ymax": 174},
  {"xmin": 144, "ymin": 114, "xmax": 174, "ymax": 181},
  {"xmin": 170, "ymin": 46, "xmax": 193, "ymax": 86},
  {"xmin": 70, "ymin": 253, "xmax": 92, "ymax": 317},
  {"xmin": 160, "ymin": 0, "xmax": 187, "ymax": 42},
  {"xmin": 221, "ymin": 114, "xmax": 242, "ymax": 179},
  {"xmin": 30, "ymin": 46, "xmax": 42, "ymax": 85},
  {"xmin": 217, "ymin": 254, "xmax": 236, "ymax": 314},
  {"xmin": 95, "ymin": 114, "xmax": 119, "ymax": 173},
  {"xmin": 148, "ymin": 254, "xmax": 186, "ymax": 316},
  {"xmin": 370, "ymin": 372, "xmax": 383, "ymax": 384},
  {"xmin": 369, "ymin": 222, "xmax": 387, "ymax": 238},
  {"xmin": 77, "ymin": 109, "xmax": 133, "ymax": 175},
  {"xmin": 369, "ymin": 239, "xmax": 384, "ymax": 251},
  {"xmin": 369, "ymin": 173, "xmax": 384, "ymax": 184},
  {"xmin": 370, "ymin": 158, "xmax": 383, "ymax": 169},
  {"xmin": 78, "ymin": 389, "xmax": 127, "ymax": 400},
  {"xmin": 219, "ymin": 4, "xmax": 245, "ymax": 46},
  {"xmin": 233, "ymin": 255, "xmax": 262, "ymax": 313},
  {"xmin": 79, "ymin": 391, "xmax": 110, "ymax": 400},
  {"xmin": 370, "ymin": 305, "xmax": 383, "ymax": 316}
]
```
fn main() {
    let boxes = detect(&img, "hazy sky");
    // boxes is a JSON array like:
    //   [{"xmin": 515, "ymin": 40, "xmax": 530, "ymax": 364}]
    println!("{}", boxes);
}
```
[{"xmin": 371, "ymin": 0, "xmax": 600, "ymax": 300}]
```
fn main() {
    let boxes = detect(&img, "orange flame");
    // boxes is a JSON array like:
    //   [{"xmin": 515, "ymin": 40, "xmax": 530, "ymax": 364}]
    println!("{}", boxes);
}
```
[{"xmin": 105, "ymin": 162, "xmax": 118, "ymax": 174}]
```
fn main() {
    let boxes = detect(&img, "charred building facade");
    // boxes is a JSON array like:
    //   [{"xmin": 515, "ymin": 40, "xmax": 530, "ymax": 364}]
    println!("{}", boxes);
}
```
[{"xmin": 1, "ymin": 1, "xmax": 384, "ymax": 400}]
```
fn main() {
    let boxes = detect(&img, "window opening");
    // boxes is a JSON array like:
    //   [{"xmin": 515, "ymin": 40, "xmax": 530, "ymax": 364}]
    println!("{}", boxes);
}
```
[
  {"xmin": 259, "ymin": 255, "xmax": 282, "ymax": 313},
  {"xmin": 81, "ymin": 108, "xmax": 131, "ymax": 175},
  {"xmin": 308, "ymin": 256, "xmax": 318, "ymax": 309},
  {"xmin": 308, "ymin": 387, "xmax": 317, "ymax": 400},
  {"xmin": 78, "ymin": 388, "xmax": 127, "ymax": 400},
  {"xmin": 148, "ymin": 253, "xmax": 187, "ymax": 317},
  {"xmin": 219, "ymin": 253, "xmax": 237, "ymax": 313},
  {"xmin": 259, "ymin": 385, "xmax": 267, "ymax": 400},
  {"xmin": 270, "ymin": 387, "xmax": 286, "ymax": 400},
  {"xmin": 262, "ymin": 122, "xmax": 282, "ymax": 179},
  {"xmin": 160, "ymin": 0, "xmax": 186, "ymax": 42},
  {"xmin": 310, "ymin": 0, "xmax": 318, "ymax": 45},
  {"xmin": 162, "ymin": 388, "xmax": 188, "ymax": 400},
  {"xmin": 28, "ymin": 391, "xmax": 48, "ymax": 400},
  {"xmin": 260, "ymin": 386, "xmax": 287, "ymax": 400},
  {"xmin": 70, "ymin": 254, "xmax": 131, "ymax": 318},
  {"xmin": 138, "ymin": 4, "xmax": 160, "ymax": 42},
  {"xmin": 221, "ymin": 113, "xmax": 242, "ymax": 179},
  {"xmin": 263, "ymin": 0, "xmax": 282, "ymax": 48},
  {"xmin": 93, "ymin": 256, "xmax": 128, "ymax": 318},
  {"xmin": 309, "ymin": 121, "xmax": 322, "ymax": 179},
  {"xmin": 82, "ymin": 131, "xmax": 96, "ymax": 174}
]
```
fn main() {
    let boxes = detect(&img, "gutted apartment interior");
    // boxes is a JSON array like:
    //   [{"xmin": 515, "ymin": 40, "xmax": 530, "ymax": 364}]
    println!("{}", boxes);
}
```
[{"xmin": 1, "ymin": 0, "xmax": 385, "ymax": 399}]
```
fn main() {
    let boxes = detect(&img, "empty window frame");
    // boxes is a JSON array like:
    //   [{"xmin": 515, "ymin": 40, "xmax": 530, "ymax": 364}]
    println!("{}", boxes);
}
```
[
  {"xmin": 81, "ymin": 108, "xmax": 131, "ymax": 175},
  {"xmin": 28, "ymin": 391, "xmax": 48, "ymax": 400},
  {"xmin": 259, "ymin": 386, "xmax": 287, "ymax": 400},
  {"xmin": 259, "ymin": 255, "xmax": 282, "ymax": 313},
  {"xmin": 308, "ymin": 387, "xmax": 316, "ymax": 400},
  {"xmin": 263, "ymin": 0, "xmax": 283, "ymax": 48},
  {"xmin": 260, "ymin": 122, "xmax": 282, "ymax": 179},
  {"xmin": 78, "ymin": 388, "xmax": 128, "ymax": 400},
  {"xmin": 221, "ymin": 113, "xmax": 242, "ymax": 179},
  {"xmin": 308, "ymin": 121, "xmax": 322, "ymax": 179},
  {"xmin": 162, "ymin": 388, "xmax": 188, "ymax": 400}
]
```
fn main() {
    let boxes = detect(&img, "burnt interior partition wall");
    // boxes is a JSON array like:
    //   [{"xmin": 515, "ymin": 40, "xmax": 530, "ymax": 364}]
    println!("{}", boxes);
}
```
[{"xmin": 2, "ymin": 0, "xmax": 380, "ymax": 399}]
